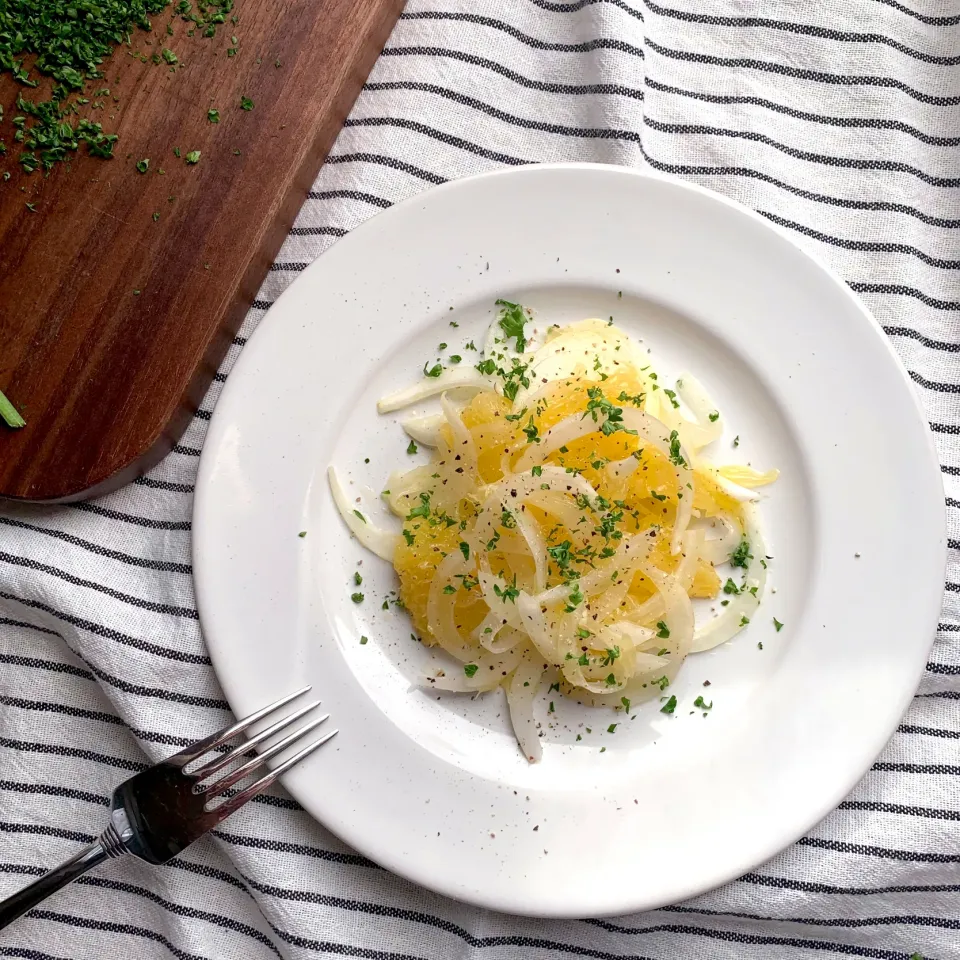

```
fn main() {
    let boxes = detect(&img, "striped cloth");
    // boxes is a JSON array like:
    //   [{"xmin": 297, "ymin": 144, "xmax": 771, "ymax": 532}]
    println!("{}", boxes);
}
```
[{"xmin": 1, "ymin": 2, "xmax": 958, "ymax": 958}]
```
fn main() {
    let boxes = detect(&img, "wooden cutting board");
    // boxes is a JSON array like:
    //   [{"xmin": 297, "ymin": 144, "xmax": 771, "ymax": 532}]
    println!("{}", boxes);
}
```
[{"xmin": 0, "ymin": 0, "xmax": 403, "ymax": 501}]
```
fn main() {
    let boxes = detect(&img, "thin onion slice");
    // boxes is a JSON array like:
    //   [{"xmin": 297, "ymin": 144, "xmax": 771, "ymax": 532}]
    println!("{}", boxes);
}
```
[
  {"xmin": 378, "ymin": 367, "xmax": 493, "ymax": 413},
  {"xmin": 691, "ymin": 504, "xmax": 767, "ymax": 652},
  {"xmin": 327, "ymin": 467, "xmax": 399, "ymax": 561},
  {"xmin": 507, "ymin": 650, "xmax": 546, "ymax": 763},
  {"xmin": 402, "ymin": 413, "xmax": 445, "ymax": 446}
]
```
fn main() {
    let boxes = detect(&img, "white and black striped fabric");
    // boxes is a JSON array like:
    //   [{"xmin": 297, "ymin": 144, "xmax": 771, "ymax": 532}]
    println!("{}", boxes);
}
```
[{"xmin": 1, "ymin": 2, "xmax": 958, "ymax": 957}]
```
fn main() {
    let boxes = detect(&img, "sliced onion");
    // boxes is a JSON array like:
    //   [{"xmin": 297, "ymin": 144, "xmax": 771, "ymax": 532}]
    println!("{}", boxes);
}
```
[
  {"xmin": 698, "ymin": 513, "xmax": 742, "ymax": 565},
  {"xmin": 717, "ymin": 464, "xmax": 780, "ymax": 488},
  {"xmin": 676, "ymin": 373, "xmax": 723, "ymax": 450},
  {"xmin": 691, "ymin": 504, "xmax": 767, "ymax": 653},
  {"xmin": 507, "ymin": 649, "xmax": 546, "ymax": 763},
  {"xmin": 441, "ymin": 393, "xmax": 479, "ymax": 480},
  {"xmin": 425, "ymin": 645, "xmax": 524, "ymax": 693},
  {"xmin": 698, "ymin": 463, "xmax": 761, "ymax": 503},
  {"xmin": 402, "ymin": 413, "xmax": 445, "ymax": 446},
  {"xmin": 619, "ymin": 407, "xmax": 693, "ymax": 555},
  {"xmin": 426, "ymin": 552, "xmax": 477, "ymax": 660},
  {"xmin": 378, "ymin": 367, "xmax": 493, "ymax": 413},
  {"xmin": 327, "ymin": 467, "xmax": 399, "ymax": 561}
]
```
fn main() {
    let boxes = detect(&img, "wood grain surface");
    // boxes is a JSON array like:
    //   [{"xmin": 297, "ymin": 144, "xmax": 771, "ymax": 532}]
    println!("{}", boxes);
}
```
[{"xmin": 0, "ymin": 0, "xmax": 403, "ymax": 501}]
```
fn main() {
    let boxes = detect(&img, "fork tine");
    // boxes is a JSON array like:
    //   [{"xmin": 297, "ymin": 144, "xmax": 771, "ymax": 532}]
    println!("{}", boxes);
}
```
[
  {"xmin": 202, "ymin": 713, "xmax": 330, "ymax": 798},
  {"xmin": 169, "ymin": 686, "xmax": 312, "ymax": 765},
  {"xmin": 191, "ymin": 700, "xmax": 322, "ymax": 780},
  {"xmin": 210, "ymin": 728, "xmax": 338, "ymax": 820}
]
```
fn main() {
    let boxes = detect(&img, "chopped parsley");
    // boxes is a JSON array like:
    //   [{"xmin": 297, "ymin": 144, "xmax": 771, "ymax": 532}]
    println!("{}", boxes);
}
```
[
  {"xmin": 656, "ymin": 620, "xmax": 670, "ymax": 639},
  {"xmin": 464, "ymin": 663, "xmax": 479, "ymax": 678},
  {"xmin": 360, "ymin": 636, "xmax": 368, "ymax": 644},
  {"xmin": 459, "ymin": 541, "xmax": 470, "ymax": 560},
  {"xmin": 406, "ymin": 438, "xmax": 418, "ymax": 454},
  {"xmin": 740, "ymin": 615, "xmax": 751, "ymax": 627},
  {"xmin": 208, "ymin": 108, "xmax": 220, "ymax": 123},
  {"xmin": 402, "ymin": 529, "xmax": 415, "ymax": 547},
  {"xmin": 184, "ymin": 150, "xmax": 201, "ymax": 164},
  {"xmin": 423, "ymin": 361, "xmax": 443, "ymax": 378},
  {"xmin": 495, "ymin": 298, "xmax": 528, "ymax": 352},
  {"xmin": 240, "ymin": 95, "xmax": 254, "ymax": 110},
  {"xmin": 136, "ymin": 158, "xmax": 149, "ymax": 173},
  {"xmin": 607, "ymin": 723, "xmax": 618, "ymax": 734},
  {"xmin": 733, "ymin": 435, "xmax": 740, "ymax": 447},
  {"xmin": 493, "ymin": 576, "xmax": 519, "ymax": 603},
  {"xmin": 693, "ymin": 696, "xmax": 713, "ymax": 710},
  {"xmin": 667, "ymin": 430, "xmax": 686, "ymax": 467},
  {"xmin": 564, "ymin": 583, "xmax": 584, "ymax": 612},
  {"xmin": 352, "ymin": 510, "xmax": 366, "ymax": 523},
  {"xmin": 660, "ymin": 695, "xmax": 677, "ymax": 714},
  {"xmin": 773, "ymin": 618, "xmax": 784, "ymax": 632},
  {"xmin": 405, "ymin": 492, "xmax": 431, "ymax": 520},
  {"xmin": 730, "ymin": 539, "xmax": 752, "ymax": 568},
  {"xmin": 621, "ymin": 696, "xmax": 631, "ymax": 711},
  {"xmin": 350, "ymin": 592, "xmax": 364, "ymax": 603},
  {"xmin": 353, "ymin": 571, "xmax": 362, "ymax": 585},
  {"xmin": 708, "ymin": 411, "xmax": 720, "ymax": 422},
  {"xmin": 583, "ymin": 386, "xmax": 636, "ymax": 437},
  {"xmin": 522, "ymin": 417, "xmax": 540, "ymax": 444},
  {"xmin": 531, "ymin": 465, "xmax": 542, "ymax": 477},
  {"xmin": 663, "ymin": 388, "xmax": 680, "ymax": 409},
  {"xmin": 298, "ymin": 530, "xmax": 307, "ymax": 538},
  {"xmin": 722, "ymin": 578, "xmax": 740, "ymax": 595}
]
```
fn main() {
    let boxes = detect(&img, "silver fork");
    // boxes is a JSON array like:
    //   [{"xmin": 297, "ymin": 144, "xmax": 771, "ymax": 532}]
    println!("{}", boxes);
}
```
[{"xmin": 0, "ymin": 686, "xmax": 335, "ymax": 931}]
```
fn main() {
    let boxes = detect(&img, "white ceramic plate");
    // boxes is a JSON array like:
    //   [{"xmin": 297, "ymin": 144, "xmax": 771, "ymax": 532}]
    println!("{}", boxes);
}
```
[{"xmin": 194, "ymin": 164, "xmax": 945, "ymax": 918}]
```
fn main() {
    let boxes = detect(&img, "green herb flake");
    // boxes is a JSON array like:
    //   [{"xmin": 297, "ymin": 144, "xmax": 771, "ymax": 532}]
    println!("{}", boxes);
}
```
[
  {"xmin": 0, "ymin": 389, "xmax": 26, "ymax": 429},
  {"xmin": 621, "ymin": 696, "xmax": 631, "ymax": 711},
  {"xmin": 360, "ymin": 635, "xmax": 368, "ymax": 645},
  {"xmin": 136, "ymin": 158, "xmax": 149, "ymax": 173},
  {"xmin": 350, "ymin": 592, "xmax": 364, "ymax": 603},
  {"xmin": 298, "ymin": 530, "xmax": 307, "ymax": 538},
  {"xmin": 208, "ymin": 108, "xmax": 220, "ymax": 123},
  {"xmin": 740, "ymin": 615, "xmax": 751, "ymax": 627},
  {"xmin": 708, "ymin": 411, "xmax": 720, "ymax": 422},
  {"xmin": 733, "ymin": 435, "xmax": 740, "ymax": 447},
  {"xmin": 464, "ymin": 663, "xmax": 479, "ymax": 678},
  {"xmin": 722, "ymin": 578, "xmax": 740, "ymax": 595},
  {"xmin": 406, "ymin": 439, "xmax": 418, "ymax": 455},
  {"xmin": 660, "ymin": 695, "xmax": 677, "ymax": 715},
  {"xmin": 607, "ymin": 723, "xmax": 617, "ymax": 734},
  {"xmin": 352, "ymin": 510, "xmax": 366, "ymax": 524},
  {"xmin": 353, "ymin": 571, "xmax": 363, "ymax": 586},
  {"xmin": 495, "ymin": 298, "xmax": 528, "ymax": 352},
  {"xmin": 656, "ymin": 620, "xmax": 670, "ymax": 639},
  {"xmin": 184, "ymin": 150, "xmax": 201, "ymax": 164},
  {"xmin": 730, "ymin": 539, "xmax": 752, "ymax": 568},
  {"xmin": 240, "ymin": 95, "xmax": 254, "ymax": 111},
  {"xmin": 693, "ymin": 696, "xmax": 713, "ymax": 710},
  {"xmin": 423, "ymin": 361, "xmax": 443, "ymax": 378},
  {"xmin": 773, "ymin": 617, "xmax": 784, "ymax": 632},
  {"xmin": 459, "ymin": 541, "xmax": 470, "ymax": 561},
  {"xmin": 174, "ymin": 147, "xmax": 182, "ymax": 158}
]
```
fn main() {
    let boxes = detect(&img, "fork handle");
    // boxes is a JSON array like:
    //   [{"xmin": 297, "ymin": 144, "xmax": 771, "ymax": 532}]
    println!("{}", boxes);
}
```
[{"xmin": 0, "ymin": 838, "xmax": 120, "ymax": 931}]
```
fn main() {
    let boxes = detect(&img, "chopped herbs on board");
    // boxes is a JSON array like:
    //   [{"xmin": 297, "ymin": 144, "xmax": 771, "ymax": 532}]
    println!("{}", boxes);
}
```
[{"xmin": 0, "ymin": 1, "xmax": 242, "ymax": 178}]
